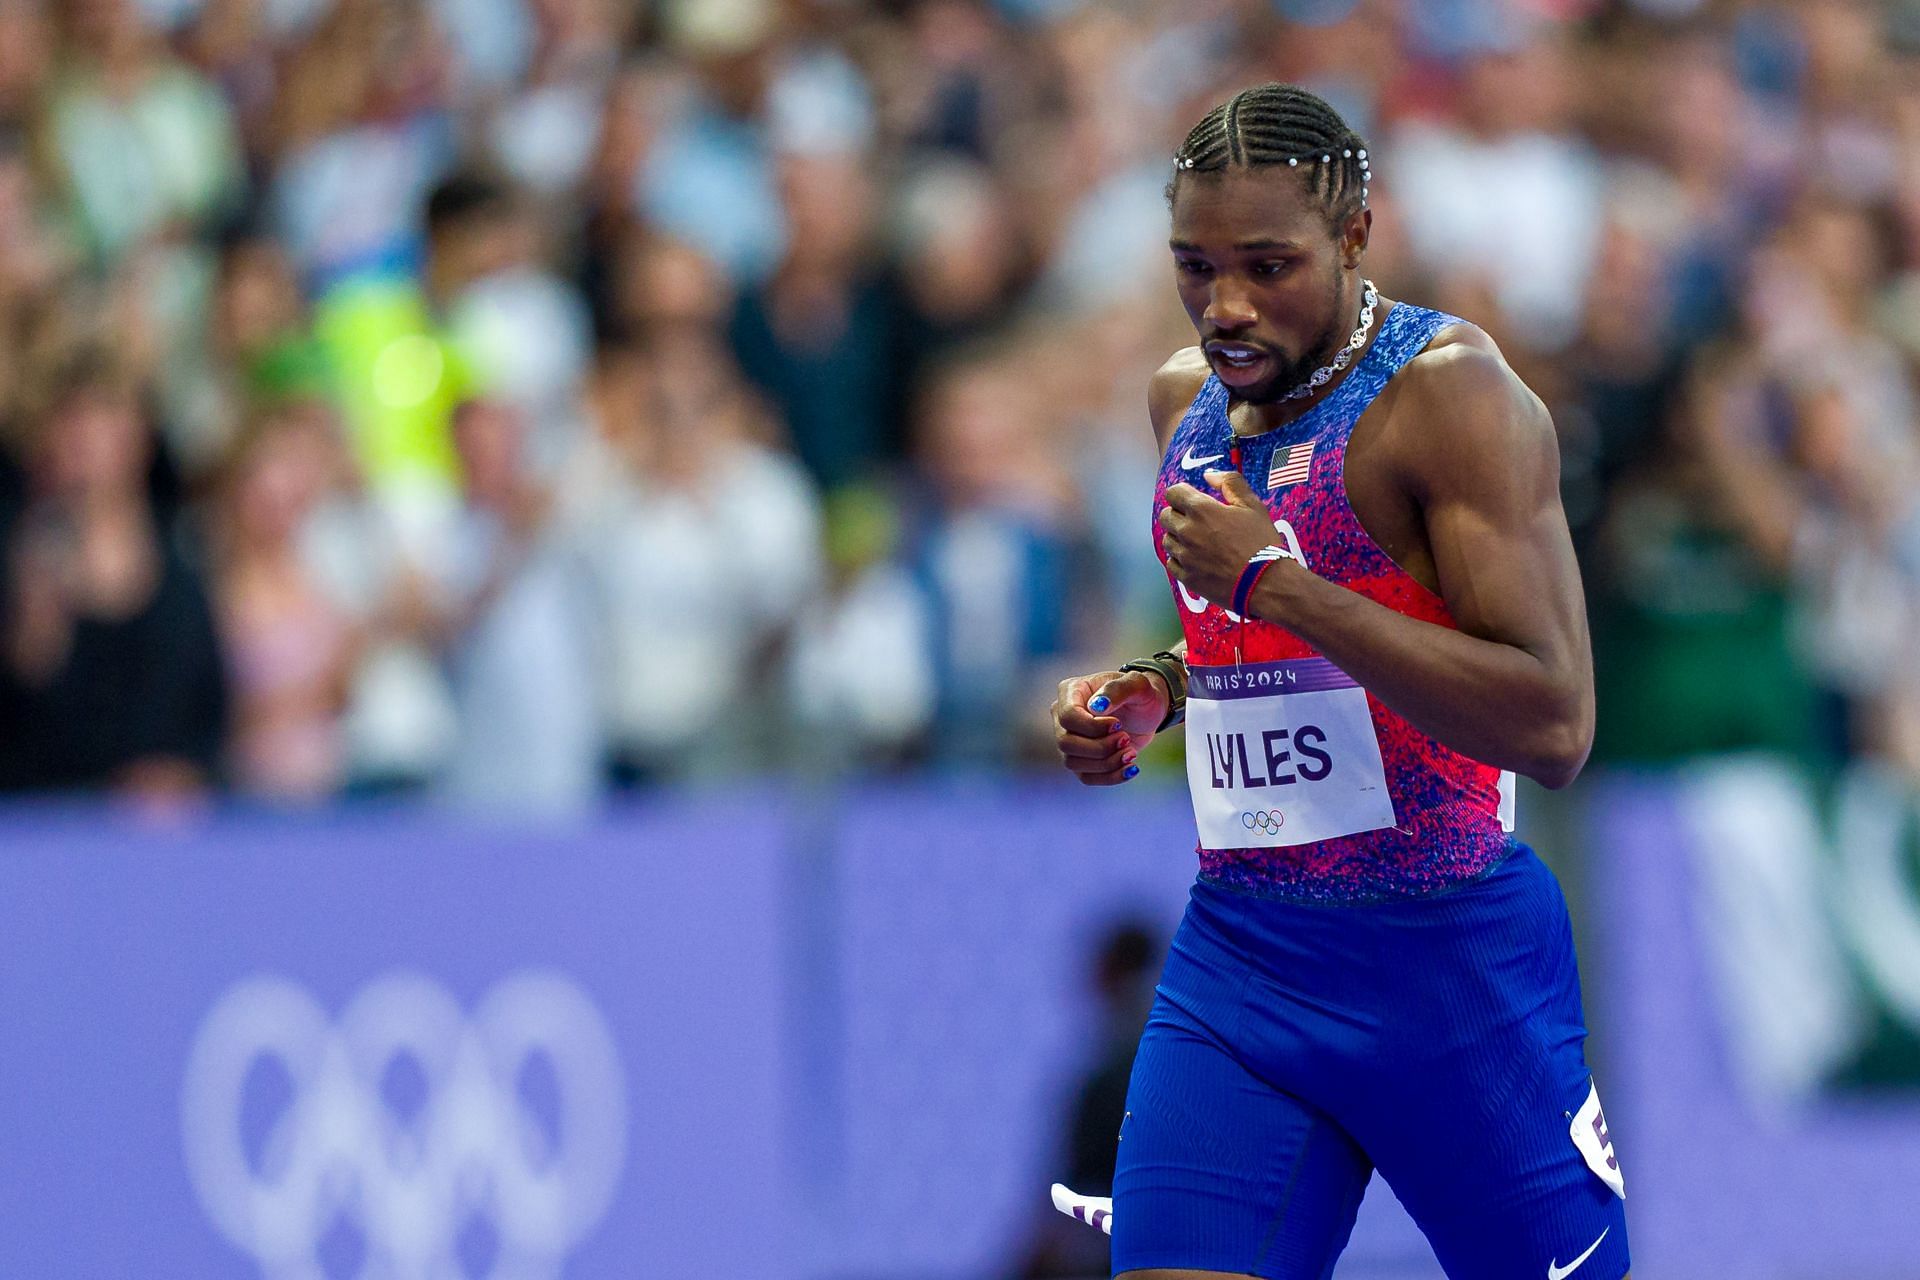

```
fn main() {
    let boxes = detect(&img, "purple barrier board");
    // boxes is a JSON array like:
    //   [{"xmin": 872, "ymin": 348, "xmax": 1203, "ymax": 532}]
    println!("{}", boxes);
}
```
[
  {"xmin": 0, "ymin": 803, "xmax": 794, "ymax": 1279},
  {"xmin": 1592, "ymin": 768, "xmax": 1920, "ymax": 1280}
]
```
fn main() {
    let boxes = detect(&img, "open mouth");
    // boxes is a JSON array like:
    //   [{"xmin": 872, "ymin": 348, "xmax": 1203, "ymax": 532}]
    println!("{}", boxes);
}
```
[{"xmin": 1205, "ymin": 341, "xmax": 1273, "ymax": 387}]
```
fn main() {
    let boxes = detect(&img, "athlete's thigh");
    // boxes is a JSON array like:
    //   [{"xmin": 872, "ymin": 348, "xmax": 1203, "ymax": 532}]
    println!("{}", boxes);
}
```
[
  {"xmin": 1113, "ymin": 993, "xmax": 1370, "ymax": 1280},
  {"xmin": 1351, "ymin": 861, "xmax": 1629, "ymax": 1279},
  {"xmin": 1368, "ymin": 1063, "xmax": 1628, "ymax": 1280}
]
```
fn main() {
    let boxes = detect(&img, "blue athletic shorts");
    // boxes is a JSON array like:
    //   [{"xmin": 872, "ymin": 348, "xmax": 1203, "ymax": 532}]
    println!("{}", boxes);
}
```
[{"xmin": 1111, "ymin": 843, "xmax": 1629, "ymax": 1279}]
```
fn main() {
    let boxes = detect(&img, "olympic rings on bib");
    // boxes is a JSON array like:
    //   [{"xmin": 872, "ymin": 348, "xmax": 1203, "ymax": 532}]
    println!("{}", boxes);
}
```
[{"xmin": 1241, "ymin": 810, "xmax": 1285, "ymax": 834}]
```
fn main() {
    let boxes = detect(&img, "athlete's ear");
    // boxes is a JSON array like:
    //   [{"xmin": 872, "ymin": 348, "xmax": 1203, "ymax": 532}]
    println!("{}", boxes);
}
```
[
  {"xmin": 1342, "ymin": 208, "xmax": 1370, "ymax": 270},
  {"xmin": 1206, "ymin": 469, "xmax": 1263, "ymax": 508}
]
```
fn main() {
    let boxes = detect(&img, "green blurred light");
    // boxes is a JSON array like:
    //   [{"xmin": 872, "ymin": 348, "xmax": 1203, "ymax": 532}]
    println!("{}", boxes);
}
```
[{"xmin": 370, "ymin": 334, "xmax": 447, "ymax": 409}]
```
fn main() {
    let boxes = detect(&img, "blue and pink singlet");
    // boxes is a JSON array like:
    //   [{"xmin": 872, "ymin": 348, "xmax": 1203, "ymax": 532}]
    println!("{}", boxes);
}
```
[{"xmin": 1111, "ymin": 301, "xmax": 1630, "ymax": 1280}]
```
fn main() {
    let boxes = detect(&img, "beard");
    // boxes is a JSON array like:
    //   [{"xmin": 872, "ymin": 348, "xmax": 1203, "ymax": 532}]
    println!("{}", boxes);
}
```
[
  {"xmin": 1244, "ymin": 332, "xmax": 1341, "ymax": 403},
  {"xmin": 1230, "ymin": 277, "xmax": 1356, "ymax": 405}
]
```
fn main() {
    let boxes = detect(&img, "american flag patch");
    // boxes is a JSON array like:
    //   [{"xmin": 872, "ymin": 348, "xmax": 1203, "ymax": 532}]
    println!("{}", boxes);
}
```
[{"xmin": 1267, "ymin": 441, "xmax": 1315, "ymax": 490}]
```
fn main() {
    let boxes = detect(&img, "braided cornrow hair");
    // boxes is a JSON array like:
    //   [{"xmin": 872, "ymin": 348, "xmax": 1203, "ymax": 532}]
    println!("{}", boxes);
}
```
[{"xmin": 1169, "ymin": 83, "xmax": 1372, "ymax": 226}]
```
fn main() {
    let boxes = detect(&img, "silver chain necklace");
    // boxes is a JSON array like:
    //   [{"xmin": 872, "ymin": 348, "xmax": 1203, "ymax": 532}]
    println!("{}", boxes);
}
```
[{"xmin": 1279, "ymin": 279, "xmax": 1379, "ymax": 401}]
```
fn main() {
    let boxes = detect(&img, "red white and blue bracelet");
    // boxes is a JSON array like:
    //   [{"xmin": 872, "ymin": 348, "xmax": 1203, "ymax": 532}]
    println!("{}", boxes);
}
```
[{"xmin": 1231, "ymin": 544, "xmax": 1293, "ymax": 618}]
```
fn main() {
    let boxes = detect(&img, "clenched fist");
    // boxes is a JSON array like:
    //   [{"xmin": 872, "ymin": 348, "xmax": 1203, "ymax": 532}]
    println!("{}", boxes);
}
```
[
  {"xmin": 1157, "ymin": 469, "xmax": 1283, "ymax": 606},
  {"xmin": 1050, "ymin": 668, "xmax": 1170, "ymax": 785}
]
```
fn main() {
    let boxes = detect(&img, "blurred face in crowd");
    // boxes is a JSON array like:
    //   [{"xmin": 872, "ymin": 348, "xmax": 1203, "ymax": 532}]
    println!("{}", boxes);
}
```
[
  {"xmin": 615, "ymin": 233, "xmax": 732, "ymax": 332},
  {"xmin": 1794, "ymin": 201, "xmax": 1883, "ymax": 314},
  {"xmin": 528, "ymin": 0, "xmax": 609, "ymax": 43},
  {"xmin": 0, "ymin": 142, "xmax": 54, "ymax": 289},
  {"xmin": 1460, "ymin": 44, "xmax": 1572, "ymax": 138},
  {"xmin": 918, "ymin": 358, "xmax": 1030, "ymax": 505},
  {"xmin": 38, "ymin": 384, "xmax": 150, "ymax": 502},
  {"xmin": 429, "ymin": 202, "xmax": 533, "ymax": 303},
  {"xmin": 452, "ymin": 399, "xmax": 525, "ymax": 511},
  {"xmin": 217, "ymin": 239, "xmax": 303, "ymax": 356},
  {"xmin": 1800, "ymin": 0, "xmax": 1882, "ymax": 102},
  {"xmin": 61, "ymin": 0, "xmax": 143, "ymax": 58},
  {"xmin": 590, "ymin": 333, "xmax": 756, "ymax": 486},
  {"xmin": 0, "ymin": 2, "xmax": 50, "ymax": 111},
  {"xmin": 650, "ymin": 328, "xmax": 763, "ymax": 479},
  {"xmin": 588, "ymin": 342, "xmax": 654, "ymax": 460},
  {"xmin": 1791, "ymin": 386, "xmax": 1867, "ymax": 495},
  {"xmin": 896, "ymin": 165, "xmax": 1021, "ymax": 324},
  {"xmin": 1169, "ymin": 166, "xmax": 1369, "ymax": 404},
  {"xmin": 1660, "ymin": 39, "xmax": 1744, "ymax": 180},
  {"xmin": 779, "ymin": 153, "xmax": 875, "ymax": 273},
  {"xmin": 591, "ymin": 65, "xmax": 667, "ymax": 200},
  {"xmin": 1744, "ymin": 199, "xmax": 1884, "ymax": 341},
  {"xmin": 227, "ymin": 420, "xmax": 325, "ymax": 552},
  {"xmin": 363, "ymin": 0, "xmax": 451, "ymax": 119},
  {"xmin": 1580, "ymin": 218, "xmax": 1668, "ymax": 363}
]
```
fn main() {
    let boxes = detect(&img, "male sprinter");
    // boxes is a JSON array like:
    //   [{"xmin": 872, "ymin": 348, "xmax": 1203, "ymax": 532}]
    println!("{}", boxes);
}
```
[{"xmin": 1048, "ymin": 84, "xmax": 1629, "ymax": 1280}]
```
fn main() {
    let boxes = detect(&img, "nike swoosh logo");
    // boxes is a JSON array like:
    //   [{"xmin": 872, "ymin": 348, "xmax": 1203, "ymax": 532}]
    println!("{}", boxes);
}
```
[
  {"xmin": 1181, "ymin": 446, "xmax": 1225, "ymax": 469},
  {"xmin": 1547, "ymin": 1226, "xmax": 1609, "ymax": 1280}
]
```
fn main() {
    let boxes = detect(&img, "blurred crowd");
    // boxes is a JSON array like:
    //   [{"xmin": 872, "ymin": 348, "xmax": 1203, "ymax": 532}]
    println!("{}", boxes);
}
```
[{"xmin": 0, "ymin": 0, "xmax": 1917, "ymax": 810}]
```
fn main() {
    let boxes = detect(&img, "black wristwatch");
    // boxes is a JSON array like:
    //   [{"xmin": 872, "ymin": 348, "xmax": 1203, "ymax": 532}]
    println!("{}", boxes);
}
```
[{"xmin": 1119, "ymin": 649, "xmax": 1188, "ymax": 732}]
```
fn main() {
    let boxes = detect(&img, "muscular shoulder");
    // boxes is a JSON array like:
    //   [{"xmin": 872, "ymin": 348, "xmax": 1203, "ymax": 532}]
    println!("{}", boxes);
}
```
[
  {"xmin": 1387, "ymin": 322, "xmax": 1558, "ymax": 501},
  {"xmin": 1148, "ymin": 347, "xmax": 1211, "ymax": 450}
]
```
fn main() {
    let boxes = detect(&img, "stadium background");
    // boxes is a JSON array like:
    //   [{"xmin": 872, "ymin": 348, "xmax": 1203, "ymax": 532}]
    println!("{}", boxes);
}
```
[{"xmin": 1, "ymin": 0, "xmax": 1918, "ymax": 1275}]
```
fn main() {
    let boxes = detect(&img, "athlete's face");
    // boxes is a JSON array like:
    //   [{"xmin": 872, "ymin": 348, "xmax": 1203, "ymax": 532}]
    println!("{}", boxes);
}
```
[{"xmin": 1169, "ymin": 167, "xmax": 1369, "ymax": 403}]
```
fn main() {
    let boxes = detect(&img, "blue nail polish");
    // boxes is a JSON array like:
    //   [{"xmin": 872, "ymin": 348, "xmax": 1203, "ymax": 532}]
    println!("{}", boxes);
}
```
[
  {"xmin": 1124, "ymin": 765, "xmax": 1140, "ymax": 780},
  {"xmin": 1089, "ymin": 695, "xmax": 1110, "ymax": 713}
]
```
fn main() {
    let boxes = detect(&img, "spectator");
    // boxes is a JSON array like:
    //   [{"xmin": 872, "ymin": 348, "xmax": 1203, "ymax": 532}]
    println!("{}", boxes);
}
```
[
  {"xmin": 309, "ymin": 170, "xmax": 522, "ymax": 546},
  {"xmin": 484, "ymin": 0, "xmax": 632, "ymax": 199},
  {"xmin": 908, "ymin": 344, "xmax": 1087, "ymax": 765},
  {"xmin": 1584, "ymin": 353, "xmax": 1828, "ymax": 769},
  {"xmin": 428, "ymin": 173, "xmax": 596, "ymax": 476},
  {"xmin": 1680, "ymin": 196, "xmax": 1920, "ymax": 770},
  {"xmin": 433, "ymin": 396, "xmax": 601, "ymax": 813},
  {"xmin": 209, "ymin": 409, "xmax": 357, "ymax": 801},
  {"xmin": 730, "ymin": 149, "xmax": 906, "ymax": 489},
  {"xmin": 888, "ymin": 159, "xmax": 1032, "ymax": 401},
  {"xmin": 0, "ymin": 134, "xmax": 74, "ymax": 429},
  {"xmin": 784, "ymin": 484, "xmax": 934, "ymax": 771},
  {"xmin": 266, "ymin": 0, "xmax": 456, "ymax": 284},
  {"xmin": 1386, "ymin": 33, "xmax": 1605, "ymax": 353},
  {"xmin": 584, "ymin": 331, "xmax": 823, "ymax": 782},
  {"xmin": 163, "ymin": 229, "xmax": 327, "ymax": 479},
  {"xmin": 290, "ymin": 397, "xmax": 458, "ymax": 794},
  {"xmin": 636, "ymin": 0, "xmax": 787, "ymax": 284},
  {"xmin": 42, "ymin": 0, "xmax": 245, "ymax": 267},
  {"xmin": 0, "ymin": 350, "xmax": 226, "ymax": 795},
  {"xmin": 0, "ymin": 2, "xmax": 51, "ymax": 123}
]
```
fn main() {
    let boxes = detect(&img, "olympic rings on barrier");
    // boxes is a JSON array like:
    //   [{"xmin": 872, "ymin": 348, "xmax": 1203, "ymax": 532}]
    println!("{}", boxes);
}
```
[{"xmin": 181, "ymin": 970, "xmax": 627, "ymax": 1280}]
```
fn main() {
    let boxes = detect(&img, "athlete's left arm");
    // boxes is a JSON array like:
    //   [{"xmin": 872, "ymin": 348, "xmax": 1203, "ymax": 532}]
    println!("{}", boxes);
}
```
[
  {"xmin": 1161, "ymin": 346, "xmax": 1594, "ymax": 788},
  {"xmin": 1279, "ymin": 346, "xmax": 1592, "ymax": 786}
]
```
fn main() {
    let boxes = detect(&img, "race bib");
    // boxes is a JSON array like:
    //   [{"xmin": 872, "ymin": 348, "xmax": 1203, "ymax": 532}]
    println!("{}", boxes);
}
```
[{"xmin": 1184, "ymin": 659, "xmax": 1395, "ymax": 849}]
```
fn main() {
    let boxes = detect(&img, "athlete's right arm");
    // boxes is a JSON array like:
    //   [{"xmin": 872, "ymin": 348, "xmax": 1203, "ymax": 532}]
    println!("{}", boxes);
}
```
[{"xmin": 1049, "ymin": 352, "xmax": 1206, "ymax": 785}]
